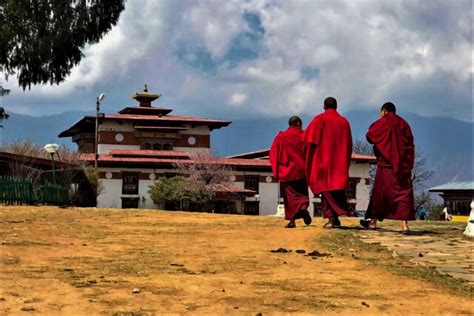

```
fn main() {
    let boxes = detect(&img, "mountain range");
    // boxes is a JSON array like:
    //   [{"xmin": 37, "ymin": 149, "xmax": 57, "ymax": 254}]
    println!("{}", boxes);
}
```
[{"xmin": 1, "ymin": 109, "xmax": 472, "ymax": 188}]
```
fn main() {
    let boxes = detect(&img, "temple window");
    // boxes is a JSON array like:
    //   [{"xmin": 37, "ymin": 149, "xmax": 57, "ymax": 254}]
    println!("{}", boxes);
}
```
[{"xmin": 244, "ymin": 175, "xmax": 259, "ymax": 194}]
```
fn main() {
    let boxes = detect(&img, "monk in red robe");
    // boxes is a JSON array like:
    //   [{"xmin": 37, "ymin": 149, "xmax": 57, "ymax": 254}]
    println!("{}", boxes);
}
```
[
  {"xmin": 303, "ymin": 97, "xmax": 353, "ymax": 228},
  {"xmin": 270, "ymin": 116, "xmax": 311, "ymax": 228},
  {"xmin": 361, "ymin": 102, "xmax": 415, "ymax": 234}
]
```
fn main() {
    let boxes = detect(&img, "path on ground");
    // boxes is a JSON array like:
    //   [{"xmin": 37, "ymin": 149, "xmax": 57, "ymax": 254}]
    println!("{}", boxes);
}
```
[
  {"xmin": 359, "ymin": 224, "xmax": 474, "ymax": 286},
  {"xmin": 0, "ymin": 206, "xmax": 472, "ymax": 315}
]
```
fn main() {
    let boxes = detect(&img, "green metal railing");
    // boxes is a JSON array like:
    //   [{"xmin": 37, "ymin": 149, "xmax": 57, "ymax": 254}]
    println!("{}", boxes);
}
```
[
  {"xmin": 38, "ymin": 182, "xmax": 68, "ymax": 205},
  {"xmin": 0, "ymin": 176, "xmax": 67, "ymax": 205},
  {"xmin": 0, "ymin": 176, "xmax": 33, "ymax": 205}
]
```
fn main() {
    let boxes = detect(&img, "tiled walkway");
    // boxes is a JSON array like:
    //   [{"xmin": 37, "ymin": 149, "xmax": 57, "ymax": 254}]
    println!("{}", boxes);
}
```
[{"xmin": 359, "ymin": 228, "xmax": 474, "ymax": 286}]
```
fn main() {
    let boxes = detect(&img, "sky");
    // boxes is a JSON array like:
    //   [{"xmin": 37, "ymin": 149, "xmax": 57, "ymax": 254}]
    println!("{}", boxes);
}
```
[{"xmin": 1, "ymin": 0, "xmax": 472, "ymax": 121}]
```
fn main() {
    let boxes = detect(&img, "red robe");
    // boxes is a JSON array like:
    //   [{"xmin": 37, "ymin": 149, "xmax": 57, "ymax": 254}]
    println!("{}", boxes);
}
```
[
  {"xmin": 270, "ymin": 126, "xmax": 306, "ymax": 182},
  {"xmin": 270, "ymin": 126, "xmax": 309, "ymax": 220},
  {"xmin": 303, "ymin": 109, "xmax": 352, "ymax": 193},
  {"xmin": 303, "ymin": 109, "xmax": 353, "ymax": 219},
  {"xmin": 366, "ymin": 112, "xmax": 415, "ymax": 221}
]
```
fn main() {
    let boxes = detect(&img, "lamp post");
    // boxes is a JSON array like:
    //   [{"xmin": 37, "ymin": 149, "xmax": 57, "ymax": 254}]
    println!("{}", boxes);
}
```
[
  {"xmin": 44, "ymin": 143, "xmax": 60, "ymax": 184},
  {"xmin": 0, "ymin": 107, "xmax": 9, "ymax": 146},
  {"xmin": 95, "ymin": 93, "xmax": 105, "ymax": 169}
]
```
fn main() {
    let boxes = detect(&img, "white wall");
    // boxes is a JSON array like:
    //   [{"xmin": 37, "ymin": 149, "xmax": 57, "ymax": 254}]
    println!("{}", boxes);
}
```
[
  {"xmin": 98, "ymin": 144, "xmax": 140, "ymax": 154},
  {"xmin": 356, "ymin": 178, "xmax": 370, "ymax": 211},
  {"xmin": 98, "ymin": 178, "xmax": 159, "ymax": 209},
  {"xmin": 97, "ymin": 179, "xmax": 122, "ymax": 209},
  {"xmin": 258, "ymin": 182, "xmax": 279, "ymax": 215},
  {"xmin": 139, "ymin": 179, "xmax": 157, "ymax": 209},
  {"xmin": 349, "ymin": 163, "xmax": 370, "ymax": 178},
  {"xmin": 350, "ymin": 163, "xmax": 371, "ymax": 211}
]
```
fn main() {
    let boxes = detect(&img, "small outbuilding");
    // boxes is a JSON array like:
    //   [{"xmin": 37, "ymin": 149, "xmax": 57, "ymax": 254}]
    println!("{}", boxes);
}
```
[{"xmin": 429, "ymin": 181, "xmax": 474, "ymax": 216}]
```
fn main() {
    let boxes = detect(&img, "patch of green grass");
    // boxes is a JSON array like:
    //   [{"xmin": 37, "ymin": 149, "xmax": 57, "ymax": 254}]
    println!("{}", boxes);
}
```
[{"xmin": 317, "ymin": 229, "xmax": 472, "ymax": 297}]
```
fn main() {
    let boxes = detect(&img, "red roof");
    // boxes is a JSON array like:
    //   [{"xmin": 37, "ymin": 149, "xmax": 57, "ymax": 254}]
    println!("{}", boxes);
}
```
[
  {"xmin": 59, "ymin": 113, "xmax": 231, "ymax": 137},
  {"xmin": 227, "ymin": 149, "xmax": 270, "ymax": 159},
  {"xmin": 104, "ymin": 113, "xmax": 231, "ymax": 125},
  {"xmin": 0, "ymin": 151, "xmax": 78, "ymax": 169},
  {"xmin": 228, "ymin": 148, "xmax": 376, "ymax": 162},
  {"xmin": 110, "ymin": 150, "xmax": 190, "ymax": 158},
  {"xmin": 350, "ymin": 153, "xmax": 377, "ymax": 161},
  {"xmin": 82, "ymin": 154, "xmax": 271, "ymax": 168}
]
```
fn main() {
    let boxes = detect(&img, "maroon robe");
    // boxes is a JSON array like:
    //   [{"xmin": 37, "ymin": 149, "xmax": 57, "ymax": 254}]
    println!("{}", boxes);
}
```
[
  {"xmin": 303, "ymin": 109, "xmax": 353, "ymax": 219},
  {"xmin": 270, "ymin": 126, "xmax": 309, "ymax": 220},
  {"xmin": 366, "ymin": 112, "xmax": 415, "ymax": 221}
]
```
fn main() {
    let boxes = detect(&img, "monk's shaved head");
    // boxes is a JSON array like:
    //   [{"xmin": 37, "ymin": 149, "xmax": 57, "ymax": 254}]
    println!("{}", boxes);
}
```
[
  {"xmin": 324, "ymin": 97, "xmax": 337, "ymax": 109},
  {"xmin": 288, "ymin": 116, "xmax": 302, "ymax": 127},
  {"xmin": 381, "ymin": 102, "xmax": 396, "ymax": 113}
]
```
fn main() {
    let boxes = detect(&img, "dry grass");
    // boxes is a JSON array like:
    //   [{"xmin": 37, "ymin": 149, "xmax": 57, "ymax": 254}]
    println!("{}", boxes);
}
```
[{"xmin": 0, "ymin": 205, "xmax": 472, "ymax": 315}]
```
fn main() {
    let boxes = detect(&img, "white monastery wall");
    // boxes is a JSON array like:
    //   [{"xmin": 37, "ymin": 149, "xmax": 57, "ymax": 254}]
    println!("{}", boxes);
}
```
[
  {"xmin": 98, "ymin": 144, "xmax": 140, "ymax": 154},
  {"xmin": 258, "ymin": 182, "xmax": 279, "ymax": 215},
  {"xmin": 97, "ymin": 179, "xmax": 122, "ymax": 209}
]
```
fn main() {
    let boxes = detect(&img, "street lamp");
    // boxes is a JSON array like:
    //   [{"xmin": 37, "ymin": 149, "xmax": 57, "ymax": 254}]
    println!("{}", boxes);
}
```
[
  {"xmin": 44, "ymin": 143, "xmax": 60, "ymax": 184},
  {"xmin": 0, "ymin": 107, "xmax": 9, "ymax": 146},
  {"xmin": 95, "ymin": 93, "xmax": 106, "ymax": 169}
]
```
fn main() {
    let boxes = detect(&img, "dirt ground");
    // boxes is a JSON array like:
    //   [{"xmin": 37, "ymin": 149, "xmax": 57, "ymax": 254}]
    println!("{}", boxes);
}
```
[{"xmin": 0, "ymin": 206, "xmax": 472, "ymax": 315}]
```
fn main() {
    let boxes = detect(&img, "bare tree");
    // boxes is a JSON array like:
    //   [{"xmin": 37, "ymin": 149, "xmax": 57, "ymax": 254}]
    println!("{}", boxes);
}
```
[
  {"xmin": 172, "ymin": 150, "xmax": 235, "ymax": 211},
  {"xmin": 0, "ymin": 140, "xmax": 95, "ymax": 204},
  {"xmin": 0, "ymin": 140, "xmax": 46, "ymax": 183},
  {"xmin": 353, "ymin": 138, "xmax": 434, "ymax": 210},
  {"xmin": 412, "ymin": 150, "xmax": 435, "ymax": 189}
]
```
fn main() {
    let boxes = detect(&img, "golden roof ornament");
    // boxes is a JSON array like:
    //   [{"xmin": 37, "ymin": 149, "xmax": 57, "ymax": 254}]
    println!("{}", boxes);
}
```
[{"xmin": 132, "ymin": 84, "xmax": 160, "ymax": 107}]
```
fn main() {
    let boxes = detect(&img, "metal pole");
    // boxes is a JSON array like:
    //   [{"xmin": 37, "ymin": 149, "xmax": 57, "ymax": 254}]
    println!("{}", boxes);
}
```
[
  {"xmin": 51, "ymin": 153, "xmax": 56, "ymax": 184},
  {"xmin": 95, "ymin": 97, "xmax": 99, "ymax": 169}
]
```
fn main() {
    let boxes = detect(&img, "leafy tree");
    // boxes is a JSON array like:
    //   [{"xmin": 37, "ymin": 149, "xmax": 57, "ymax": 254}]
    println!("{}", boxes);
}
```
[
  {"xmin": 148, "ymin": 176, "xmax": 191, "ymax": 211},
  {"xmin": 0, "ymin": 0, "xmax": 126, "ymax": 89}
]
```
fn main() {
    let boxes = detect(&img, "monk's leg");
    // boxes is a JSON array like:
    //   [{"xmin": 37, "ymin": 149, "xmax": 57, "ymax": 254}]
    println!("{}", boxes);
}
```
[
  {"xmin": 280, "ymin": 183, "xmax": 294, "ymax": 227},
  {"xmin": 281, "ymin": 180, "xmax": 310, "ymax": 227},
  {"xmin": 321, "ymin": 192, "xmax": 339, "ymax": 227},
  {"xmin": 280, "ymin": 183, "xmax": 292, "ymax": 220},
  {"xmin": 370, "ymin": 218, "xmax": 378, "ymax": 230},
  {"xmin": 322, "ymin": 190, "xmax": 349, "ymax": 226},
  {"xmin": 361, "ymin": 199, "xmax": 377, "ymax": 229},
  {"xmin": 292, "ymin": 179, "xmax": 311, "ymax": 225},
  {"xmin": 401, "ymin": 220, "xmax": 410, "ymax": 234},
  {"xmin": 285, "ymin": 219, "xmax": 296, "ymax": 228}
]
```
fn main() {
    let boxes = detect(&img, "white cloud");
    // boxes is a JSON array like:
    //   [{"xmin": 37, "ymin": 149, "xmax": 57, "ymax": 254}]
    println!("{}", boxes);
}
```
[
  {"xmin": 179, "ymin": 0, "xmax": 249, "ymax": 59},
  {"xmin": 230, "ymin": 93, "xmax": 248, "ymax": 105},
  {"xmin": 3, "ymin": 0, "xmax": 472, "ymax": 122}
]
